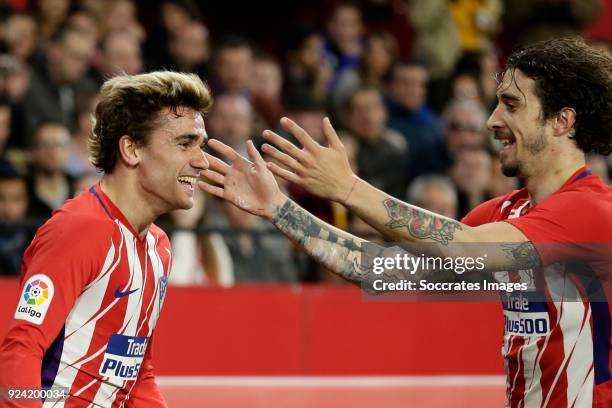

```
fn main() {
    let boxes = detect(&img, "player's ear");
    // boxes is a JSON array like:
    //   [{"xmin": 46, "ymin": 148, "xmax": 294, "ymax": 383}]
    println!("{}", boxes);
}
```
[
  {"xmin": 118, "ymin": 135, "xmax": 140, "ymax": 167},
  {"xmin": 553, "ymin": 107, "xmax": 576, "ymax": 137}
]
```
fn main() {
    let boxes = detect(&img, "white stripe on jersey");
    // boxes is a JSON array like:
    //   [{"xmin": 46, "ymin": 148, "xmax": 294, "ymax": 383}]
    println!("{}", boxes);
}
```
[
  {"xmin": 92, "ymin": 224, "xmax": 143, "ymax": 405},
  {"xmin": 121, "ymin": 232, "xmax": 168, "ymax": 407},
  {"xmin": 521, "ymin": 336, "xmax": 543, "ymax": 408},
  {"xmin": 542, "ymin": 266, "xmax": 593, "ymax": 407}
]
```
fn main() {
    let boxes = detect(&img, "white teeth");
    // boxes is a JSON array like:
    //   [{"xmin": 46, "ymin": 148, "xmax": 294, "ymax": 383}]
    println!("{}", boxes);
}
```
[{"xmin": 178, "ymin": 176, "xmax": 196, "ymax": 185}]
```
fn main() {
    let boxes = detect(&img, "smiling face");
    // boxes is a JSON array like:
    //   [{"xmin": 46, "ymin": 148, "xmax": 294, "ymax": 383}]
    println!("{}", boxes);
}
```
[
  {"xmin": 487, "ymin": 69, "xmax": 552, "ymax": 178},
  {"xmin": 136, "ymin": 107, "xmax": 209, "ymax": 212}
]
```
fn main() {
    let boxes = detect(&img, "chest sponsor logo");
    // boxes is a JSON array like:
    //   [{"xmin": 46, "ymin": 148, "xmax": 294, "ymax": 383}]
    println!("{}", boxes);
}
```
[
  {"xmin": 99, "ymin": 334, "xmax": 148, "ymax": 381},
  {"xmin": 502, "ymin": 292, "xmax": 550, "ymax": 336},
  {"xmin": 14, "ymin": 274, "xmax": 55, "ymax": 325}
]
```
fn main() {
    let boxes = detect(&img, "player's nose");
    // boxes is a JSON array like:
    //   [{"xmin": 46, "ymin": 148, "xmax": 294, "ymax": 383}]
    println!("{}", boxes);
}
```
[
  {"xmin": 486, "ymin": 107, "xmax": 504, "ymax": 131},
  {"xmin": 191, "ymin": 148, "xmax": 209, "ymax": 171}
]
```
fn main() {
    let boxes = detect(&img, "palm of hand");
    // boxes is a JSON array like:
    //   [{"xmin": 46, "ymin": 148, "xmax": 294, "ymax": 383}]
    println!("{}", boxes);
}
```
[{"xmin": 223, "ymin": 159, "xmax": 279, "ymax": 217}]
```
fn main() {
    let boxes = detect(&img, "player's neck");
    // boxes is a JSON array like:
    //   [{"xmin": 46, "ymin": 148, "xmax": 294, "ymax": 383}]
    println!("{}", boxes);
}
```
[
  {"xmin": 99, "ymin": 173, "xmax": 157, "ymax": 239},
  {"xmin": 524, "ymin": 151, "xmax": 585, "ymax": 205}
]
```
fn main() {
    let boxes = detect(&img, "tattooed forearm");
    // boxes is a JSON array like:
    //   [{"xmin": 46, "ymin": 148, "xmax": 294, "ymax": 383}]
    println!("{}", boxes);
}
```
[
  {"xmin": 271, "ymin": 199, "xmax": 448, "ymax": 292},
  {"xmin": 382, "ymin": 198, "xmax": 462, "ymax": 245},
  {"xmin": 272, "ymin": 199, "xmax": 367, "ymax": 284},
  {"xmin": 501, "ymin": 242, "xmax": 542, "ymax": 270}
]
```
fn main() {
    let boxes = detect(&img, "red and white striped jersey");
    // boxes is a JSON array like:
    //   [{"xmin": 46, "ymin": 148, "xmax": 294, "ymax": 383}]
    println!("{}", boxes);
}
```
[
  {"xmin": 463, "ymin": 167, "xmax": 612, "ymax": 408},
  {"xmin": 0, "ymin": 184, "xmax": 172, "ymax": 407}
]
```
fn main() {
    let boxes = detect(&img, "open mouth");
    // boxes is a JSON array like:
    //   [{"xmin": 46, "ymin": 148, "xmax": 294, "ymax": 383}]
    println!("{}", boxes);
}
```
[
  {"xmin": 178, "ymin": 175, "xmax": 197, "ymax": 191},
  {"xmin": 495, "ymin": 133, "xmax": 516, "ymax": 153}
]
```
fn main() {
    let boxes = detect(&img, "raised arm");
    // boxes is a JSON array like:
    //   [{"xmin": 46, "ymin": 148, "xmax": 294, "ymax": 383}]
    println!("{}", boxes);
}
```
[{"xmin": 199, "ymin": 137, "xmax": 540, "ymax": 278}]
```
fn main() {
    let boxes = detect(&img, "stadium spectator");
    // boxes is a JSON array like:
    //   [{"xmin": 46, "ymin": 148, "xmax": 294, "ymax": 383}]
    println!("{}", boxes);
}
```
[
  {"xmin": 332, "ymin": 31, "xmax": 398, "ymax": 118},
  {"xmin": 66, "ymin": 8, "xmax": 100, "ymax": 44},
  {"xmin": 0, "ymin": 159, "xmax": 30, "ymax": 276},
  {"xmin": 20, "ymin": 26, "xmax": 97, "ymax": 140},
  {"xmin": 385, "ymin": 59, "xmax": 442, "ymax": 178},
  {"xmin": 324, "ymin": 2, "xmax": 364, "ymax": 88},
  {"xmin": 34, "ymin": 0, "xmax": 71, "ymax": 46},
  {"xmin": 207, "ymin": 93, "xmax": 253, "ymax": 156},
  {"xmin": 97, "ymin": 31, "xmax": 143, "ymax": 81},
  {"xmin": 211, "ymin": 36, "xmax": 254, "ymax": 95},
  {"xmin": 143, "ymin": 0, "xmax": 202, "ymax": 71},
  {"xmin": 407, "ymin": 0, "xmax": 461, "ymax": 113},
  {"xmin": 207, "ymin": 198, "xmax": 300, "ymax": 283},
  {"xmin": 406, "ymin": 174, "xmax": 458, "ymax": 219},
  {"xmin": 167, "ymin": 21, "xmax": 210, "ymax": 79},
  {"xmin": 249, "ymin": 52, "xmax": 283, "ymax": 129},
  {"xmin": 283, "ymin": 26, "xmax": 332, "ymax": 105},
  {"xmin": 26, "ymin": 122, "xmax": 74, "ymax": 219},
  {"xmin": 101, "ymin": 0, "xmax": 145, "ymax": 43},
  {"xmin": 415, "ymin": 97, "xmax": 488, "ymax": 178},
  {"xmin": 340, "ymin": 86, "xmax": 408, "ymax": 198},
  {"xmin": 66, "ymin": 92, "xmax": 98, "ymax": 177},
  {"xmin": 448, "ymin": 147, "xmax": 492, "ymax": 218},
  {"xmin": 2, "ymin": 12, "xmax": 38, "ymax": 63}
]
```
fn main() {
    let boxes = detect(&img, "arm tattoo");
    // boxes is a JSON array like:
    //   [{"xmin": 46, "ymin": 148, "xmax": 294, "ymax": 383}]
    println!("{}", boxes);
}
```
[
  {"xmin": 382, "ymin": 198, "xmax": 462, "ymax": 245},
  {"xmin": 271, "ymin": 199, "xmax": 446, "ymax": 292},
  {"xmin": 501, "ymin": 242, "xmax": 542, "ymax": 270},
  {"xmin": 272, "ymin": 199, "xmax": 366, "ymax": 284}
]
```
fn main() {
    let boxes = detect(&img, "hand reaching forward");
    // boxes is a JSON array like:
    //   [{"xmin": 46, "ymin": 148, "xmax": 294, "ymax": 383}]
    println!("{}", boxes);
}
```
[
  {"xmin": 261, "ymin": 117, "xmax": 358, "ymax": 204},
  {"xmin": 198, "ymin": 139, "xmax": 287, "ymax": 220}
]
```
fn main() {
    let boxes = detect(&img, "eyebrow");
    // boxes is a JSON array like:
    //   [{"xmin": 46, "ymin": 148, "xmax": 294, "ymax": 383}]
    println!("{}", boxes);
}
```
[
  {"xmin": 499, "ymin": 93, "xmax": 522, "ymax": 104},
  {"xmin": 175, "ymin": 133, "xmax": 208, "ymax": 145}
]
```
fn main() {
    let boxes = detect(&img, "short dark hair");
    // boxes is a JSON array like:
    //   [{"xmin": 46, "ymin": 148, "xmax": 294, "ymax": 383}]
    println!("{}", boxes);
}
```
[
  {"xmin": 503, "ymin": 38, "xmax": 612, "ymax": 155},
  {"xmin": 343, "ymin": 85, "xmax": 382, "ymax": 114},
  {"xmin": 90, "ymin": 71, "xmax": 212, "ymax": 173}
]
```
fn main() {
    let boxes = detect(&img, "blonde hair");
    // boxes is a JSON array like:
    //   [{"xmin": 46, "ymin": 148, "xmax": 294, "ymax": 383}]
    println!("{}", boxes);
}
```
[{"xmin": 90, "ymin": 71, "xmax": 212, "ymax": 173}]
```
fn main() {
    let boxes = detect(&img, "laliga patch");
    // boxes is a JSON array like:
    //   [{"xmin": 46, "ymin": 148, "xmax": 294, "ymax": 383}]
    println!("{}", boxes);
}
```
[{"xmin": 14, "ymin": 274, "xmax": 55, "ymax": 325}]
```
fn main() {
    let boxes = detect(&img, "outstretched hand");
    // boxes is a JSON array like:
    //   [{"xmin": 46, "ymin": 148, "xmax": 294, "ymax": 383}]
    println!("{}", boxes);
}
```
[
  {"xmin": 261, "ymin": 117, "xmax": 358, "ymax": 204},
  {"xmin": 198, "ymin": 139, "xmax": 287, "ymax": 220}
]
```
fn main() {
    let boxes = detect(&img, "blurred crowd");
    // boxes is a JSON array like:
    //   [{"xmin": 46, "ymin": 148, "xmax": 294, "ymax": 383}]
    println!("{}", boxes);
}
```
[{"xmin": 0, "ymin": 0, "xmax": 610, "ymax": 284}]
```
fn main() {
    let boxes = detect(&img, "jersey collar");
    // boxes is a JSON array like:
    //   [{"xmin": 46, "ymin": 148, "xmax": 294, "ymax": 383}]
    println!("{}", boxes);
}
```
[{"xmin": 90, "ymin": 183, "xmax": 148, "ymax": 241}]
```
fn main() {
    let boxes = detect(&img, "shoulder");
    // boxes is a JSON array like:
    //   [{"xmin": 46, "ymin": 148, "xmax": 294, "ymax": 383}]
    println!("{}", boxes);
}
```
[
  {"xmin": 538, "ymin": 176, "xmax": 612, "ymax": 228},
  {"xmin": 149, "ymin": 224, "xmax": 171, "ymax": 248},
  {"xmin": 32, "ymin": 192, "xmax": 120, "ymax": 251},
  {"xmin": 461, "ymin": 189, "xmax": 526, "ymax": 226}
]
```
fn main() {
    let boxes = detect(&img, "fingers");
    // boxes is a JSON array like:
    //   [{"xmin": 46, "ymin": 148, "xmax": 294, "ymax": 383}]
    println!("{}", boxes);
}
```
[
  {"xmin": 246, "ymin": 140, "xmax": 265, "ymax": 167},
  {"xmin": 201, "ymin": 169, "xmax": 225, "ymax": 186},
  {"xmin": 266, "ymin": 162, "xmax": 301, "ymax": 184},
  {"xmin": 207, "ymin": 139, "xmax": 243, "ymax": 162},
  {"xmin": 322, "ymin": 117, "xmax": 343, "ymax": 149},
  {"xmin": 204, "ymin": 152, "xmax": 230, "ymax": 174},
  {"xmin": 197, "ymin": 180, "xmax": 224, "ymax": 198},
  {"xmin": 261, "ymin": 143, "xmax": 302, "ymax": 173},
  {"xmin": 279, "ymin": 117, "xmax": 319, "ymax": 151},
  {"xmin": 262, "ymin": 129, "xmax": 309, "ymax": 164}
]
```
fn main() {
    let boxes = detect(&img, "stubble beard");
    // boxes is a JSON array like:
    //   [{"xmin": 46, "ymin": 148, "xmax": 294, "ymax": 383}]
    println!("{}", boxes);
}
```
[{"xmin": 501, "ymin": 129, "xmax": 548, "ymax": 178}]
